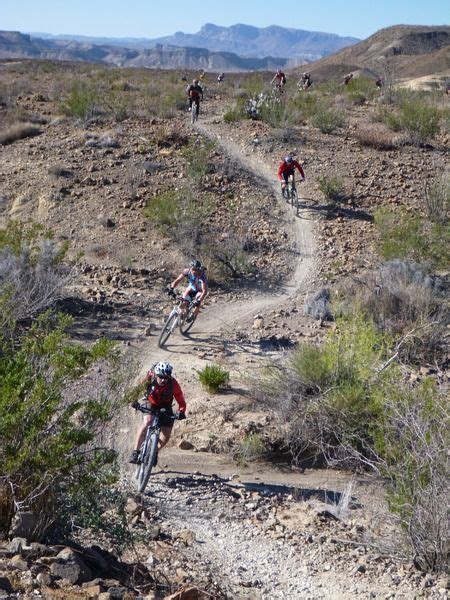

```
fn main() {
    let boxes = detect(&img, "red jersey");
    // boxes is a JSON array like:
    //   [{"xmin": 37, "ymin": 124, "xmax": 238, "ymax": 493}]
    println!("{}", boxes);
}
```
[
  {"xmin": 144, "ymin": 372, "xmax": 186, "ymax": 412},
  {"xmin": 278, "ymin": 159, "xmax": 305, "ymax": 181}
]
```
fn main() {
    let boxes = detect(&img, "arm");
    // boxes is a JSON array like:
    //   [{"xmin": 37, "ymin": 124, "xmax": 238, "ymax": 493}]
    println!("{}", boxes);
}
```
[
  {"xmin": 172, "ymin": 379, "xmax": 186, "ymax": 413},
  {"xmin": 277, "ymin": 163, "xmax": 285, "ymax": 181},
  {"xmin": 197, "ymin": 278, "xmax": 208, "ymax": 303},
  {"xmin": 170, "ymin": 272, "xmax": 185, "ymax": 289},
  {"xmin": 294, "ymin": 161, "xmax": 305, "ymax": 180}
]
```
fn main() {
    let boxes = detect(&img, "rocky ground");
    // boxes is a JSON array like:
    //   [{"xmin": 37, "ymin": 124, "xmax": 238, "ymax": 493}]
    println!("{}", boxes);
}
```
[{"xmin": 0, "ymin": 62, "xmax": 448, "ymax": 599}]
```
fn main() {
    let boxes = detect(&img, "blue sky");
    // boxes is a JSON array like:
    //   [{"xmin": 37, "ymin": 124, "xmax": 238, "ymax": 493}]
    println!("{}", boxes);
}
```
[{"xmin": 2, "ymin": 0, "xmax": 449, "ymax": 40}]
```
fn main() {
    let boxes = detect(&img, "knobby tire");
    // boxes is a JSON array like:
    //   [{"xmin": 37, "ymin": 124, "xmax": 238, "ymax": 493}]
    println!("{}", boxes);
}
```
[
  {"xmin": 158, "ymin": 311, "xmax": 178, "ymax": 347},
  {"xmin": 179, "ymin": 306, "xmax": 198, "ymax": 335},
  {"xmin": 136, "ymin": 432, "xmax": 159, "ymax": 493}
]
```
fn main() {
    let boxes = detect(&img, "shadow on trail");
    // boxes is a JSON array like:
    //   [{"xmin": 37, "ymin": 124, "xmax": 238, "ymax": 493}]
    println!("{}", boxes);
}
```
[
  {"xmin": 153, "ymin": 472, "xmax": 351, "ymax": 506},
  {"xmin": 296, "ymin": 199, "xmax": 373, "ymax": 222}
]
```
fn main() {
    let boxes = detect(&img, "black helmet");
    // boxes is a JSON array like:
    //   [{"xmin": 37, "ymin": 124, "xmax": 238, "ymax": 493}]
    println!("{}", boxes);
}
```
[{"xmin": 190, "ymin": 259, "xmax": 202, "ymax": 270}]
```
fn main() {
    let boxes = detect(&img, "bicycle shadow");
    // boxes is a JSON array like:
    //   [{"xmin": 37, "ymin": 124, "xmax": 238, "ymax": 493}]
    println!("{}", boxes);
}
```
[{"xmin": 295, "ymin": 197, "xmax": 373, "ymax": 222}]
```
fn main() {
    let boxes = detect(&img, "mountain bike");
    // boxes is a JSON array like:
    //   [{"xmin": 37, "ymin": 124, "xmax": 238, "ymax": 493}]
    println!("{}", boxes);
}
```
[
  {"xmin": 282, "ymin": 177, "xmax": 300, "ymax": 216},
  {"xmin": 158, "ymin": 289, "xmax": 198, "ymax": 347},
  {"xmin": 132, "ymin": 402, "xmax": 182, "ymax": 493},
  {"xmin": 191, "ymin": 99, "xmax": 200, "ymax": 124}
]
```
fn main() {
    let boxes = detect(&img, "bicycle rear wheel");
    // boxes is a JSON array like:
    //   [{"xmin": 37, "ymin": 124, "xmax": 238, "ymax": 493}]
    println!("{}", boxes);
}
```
[
  {"xmin": 158, "ymin": 311, "xmax": 178, "ymax": 347},
  {"xmin": 136, "ymin": 432, "xmax": 159, "ymax": 493},
  {"xmin": 179, "ymin": 306, "xmax": 198, "ymax": 335}
]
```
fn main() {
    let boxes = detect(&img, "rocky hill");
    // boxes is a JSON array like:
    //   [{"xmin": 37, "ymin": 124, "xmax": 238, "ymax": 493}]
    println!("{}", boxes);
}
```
[
  {"xmin": 133, "ymin": 23, "xmax": 359, "ymax": 62},
  {"xmin": 306, "ymin": 25, "xmax": 450, "ymax": 80},
  {"xmin": 0, "ymin": 31, "xmax": 288, "ymax": 71}
]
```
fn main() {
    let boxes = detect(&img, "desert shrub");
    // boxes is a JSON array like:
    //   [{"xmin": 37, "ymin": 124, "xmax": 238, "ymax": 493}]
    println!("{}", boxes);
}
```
[
  {"xmin": 250, "ymin": 310, "xmax": 447, "ymax": 571},
  {"xmin": 182, "ymin": 140, "xmax": 215, "ymax": 185},
  {"xmin": 345, "ymin": 76, "xmax": 378, "ymax": 104},
  {"xmin": 400, "ymin": 99, "xmax": 440, "ymax": 145},
  {"xmin": 143, "ymin": 190, "xmax": 180, "ymax": 229},
  {"xmin": 375, "ymin": 207, "xmax": 449, "ymax": 269},
  {"xmin": 317, "ymin": 173, "xmax": 345, "ymax": 204},
  {"xmin": 223, "ymin": 107, "xmax": 241, "ymax": 122},
  {"xmin": 62, "ymin": 81, "xmax": 100, "ymax": 120},
  {"xmin": 0, "ymin": 221, "xmax": 70, "ymax": 335},
  {"xmin": 291, "ymin": 93, "xmax": 319, "ymax": 120},
  {"xmin": 198, "ymin": 364, "xmax": 230, "ymax": 393},
  {"xmin": 338, "ymin": 261, "xmax": 447, "ymax": 366},
  {"xmin": 243, "ymin": 91, "xmax": 289, "ymax": 127},
  {"xmin": 376, "ymin": 107, "xmax": 403, "ymax": 132},
  {"xmin": 377, "ymin": 382, "xmax": 448, "ymax": 573},
  {"xmin": 304, "ymin": 287, "xmax": 332, "ymax": 322},
  {"xmin": 48, "ymin": 163, "xmax": 72, "ymax": 178},
  {"xmin": 311, "ymin": 102, "xmax": 345, "ymax": 133},
  {"xmin": 423, "ymin": 175, "xmax": 449, "ymax": 224},
  {"xmin": 236, "ymin": 432, "xmax": 266, "ymax": 462},
  {"xmin": 0, "ymin": 123, "xmax": 41, "ymax": 145},
  {"xmin": 0, "ymin": 311, "xmax": 123, "ymax": 538},
  {"xmin": 354, "ymin": 125, "xmax": 397, "ymax": 150}
]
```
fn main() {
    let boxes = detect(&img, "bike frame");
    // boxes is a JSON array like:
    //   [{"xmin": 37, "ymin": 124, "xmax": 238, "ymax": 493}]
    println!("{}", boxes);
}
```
[{"xmin": 134, "ymin": 403, "xmax": 179, "ymax": 493}]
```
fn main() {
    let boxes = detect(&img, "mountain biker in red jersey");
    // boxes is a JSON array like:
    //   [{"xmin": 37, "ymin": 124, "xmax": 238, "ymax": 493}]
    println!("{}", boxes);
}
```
[
  {"xmin": 187, "ymin": 79, "xmax": 203, "ymax": 111},
  {"xmin": 271, "ymin": 69, "xmax": 286, "ymax": 92},
  {"xmin": 169, "ymin": 259, "xmax": 208, "ymax": 322},
  {"xmin": 130, "ymin": 361, "xmax": 186, "ymax": 464},
  {"xmin": 278, "ymin": 154, "xmax": 305, "ymax": 193}
]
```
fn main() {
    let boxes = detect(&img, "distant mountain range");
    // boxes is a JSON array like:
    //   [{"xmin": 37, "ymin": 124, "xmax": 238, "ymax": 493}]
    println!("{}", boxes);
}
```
[
  {"xmin": 32, "ymin": 23, "xmax": 360, "ymax": 62},
  {"xmin": 0, "ymin": 31, "xmax": 290, "ymax": 71}
]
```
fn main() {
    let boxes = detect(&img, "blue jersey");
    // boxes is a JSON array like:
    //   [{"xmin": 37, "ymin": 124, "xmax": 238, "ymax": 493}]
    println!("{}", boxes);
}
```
[{"xmin": 182, "ymin": 268, "xmax": 207, "ymax": 293}]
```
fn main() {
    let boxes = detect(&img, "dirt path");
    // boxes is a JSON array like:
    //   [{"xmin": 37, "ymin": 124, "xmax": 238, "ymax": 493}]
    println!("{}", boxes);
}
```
[{"xmin": 115, "ymin": 109, "xmax": 317, "ymax": 471}]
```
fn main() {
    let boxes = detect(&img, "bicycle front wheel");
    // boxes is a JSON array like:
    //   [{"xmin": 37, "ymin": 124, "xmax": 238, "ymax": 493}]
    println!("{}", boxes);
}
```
[
  {"xmin": 292, "ymin": 188, "xmax": 299, "ymax": 215},
  {"xmin": 136, "ymin": 432, "xmax": 159, "ymax": 493},
  {"xmin": 180, "ymin": 307, "xmax": 198, "ymax": 335},
  {"xmin": 158, "ymin": 311, "xmax": 178, "ymax": 347}
]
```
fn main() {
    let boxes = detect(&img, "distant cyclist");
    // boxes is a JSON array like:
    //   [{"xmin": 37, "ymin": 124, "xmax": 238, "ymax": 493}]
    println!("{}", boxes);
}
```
[
  {"xmin": 271, "ymin": 69, "xmax": 286, "ymax": 92},
  {"xmin": 278, "ymin": 154, "xmax": 305, "ymax": 193},
  {"xmin": 187, "ymin": 79, "xmax": 204, "ymax": 112},
  {"xmin": 129, "ymin": 361, "xmax": 186, "ymax": 465},
  {"xmin": 169, "ymin": 259, "xmax": 208, "ymax": 322},
  {"xmin": 297, "ymin": 72, "xmax": 312, "ymax": 90}
]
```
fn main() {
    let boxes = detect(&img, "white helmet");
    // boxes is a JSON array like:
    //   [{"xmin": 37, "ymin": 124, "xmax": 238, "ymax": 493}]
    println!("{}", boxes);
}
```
[{"xmin": 154, "ymin": 362, "xmax": 173, "ymax": 378}]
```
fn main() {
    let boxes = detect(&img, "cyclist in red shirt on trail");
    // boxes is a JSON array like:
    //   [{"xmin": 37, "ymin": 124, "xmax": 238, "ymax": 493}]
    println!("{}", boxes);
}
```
[
  {"xmin": 129, "ymin": 362, "xmax": 186, "ymax": 464},
  {"xmin": 278, "ymin": 154, "xmax": 305, "ymax": 193},
  {"xmin": 271, "ymin": 69, "xmax": 287, "ymax": 92},
  {"xmin": 187, "ymin": 79, "xmax": 203, "ymax": 111}
]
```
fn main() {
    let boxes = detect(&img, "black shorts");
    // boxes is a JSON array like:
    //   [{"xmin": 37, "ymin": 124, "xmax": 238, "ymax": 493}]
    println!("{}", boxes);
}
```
[{"xmin": 149, "ymin": 406, "xmax": 174, "ymax": 427}]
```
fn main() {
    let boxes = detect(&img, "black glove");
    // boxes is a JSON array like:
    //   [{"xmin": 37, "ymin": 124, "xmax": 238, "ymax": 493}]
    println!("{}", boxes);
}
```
[
  {"xmin": 167, "ymin": 286, "xmax": 175, "ymax": 297},
  {"xmin": 131, "ymin": 401, "xmax": 140, "ymax": 410},
  {"xmin": 178, "ymin": 412, "xmax": 186, "ymax": 420}
]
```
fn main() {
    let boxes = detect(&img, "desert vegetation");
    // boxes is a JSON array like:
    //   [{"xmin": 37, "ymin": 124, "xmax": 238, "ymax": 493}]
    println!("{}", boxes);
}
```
[{"xmin": 0, "ymin": 52, "xmax": 448, "ymax": 597}]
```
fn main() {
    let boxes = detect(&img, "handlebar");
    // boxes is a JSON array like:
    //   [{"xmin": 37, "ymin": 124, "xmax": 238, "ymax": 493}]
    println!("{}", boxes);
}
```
[{"xmin": 132, "ymin": 401, "xmax": 184, "ymax": 420}]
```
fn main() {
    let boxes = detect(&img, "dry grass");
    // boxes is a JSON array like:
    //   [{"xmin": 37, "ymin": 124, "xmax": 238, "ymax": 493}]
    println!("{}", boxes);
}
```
[
  {"xmin": 0, "ymin": 122, "xmax": 41, "ymax": 145},
  {"xmin": 354, "ymin": 125, "xmax": 397, "ymax": 150}
]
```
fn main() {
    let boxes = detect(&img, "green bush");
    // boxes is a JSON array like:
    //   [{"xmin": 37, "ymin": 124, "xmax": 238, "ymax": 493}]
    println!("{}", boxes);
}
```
[
  {"xmin": 345, "ymin": 76, "xmax": 378, "ymax": 104},
  {"xmin": 198, "ymin": 364, "xmax": 230, "ymax": 393},
  {"xmin": 62, "ymin": 81, "xmax": 100, "ymax": 120},
  {"xmin": 400, "ymin": 100, "xmax": 440, "ymax": 145},
  {"xmin": 375, "ymin": 207, "xmax": 449, "ymax": 269},
  {"xmin": 223, "ymin": 108, "xmax": 241, "ymax": 122},
  {"xmin": 311, "ymin": 102, "xmax": 345, "ymax": 133},
  {"xmin": 143, "ymin": 190, "xmax": 180, "ymax": 230},
  {"xmin": 237, "ymin": 432, "xmax": 266, "ymax": 462},
  {"xmin": 317, "ymin": 173, "xmax": 345, "ymax": 204},
  {"xmin": 182, "ymin": 140, "xmax": 215, "ymax": 185},
  {"xmin": 0, "ymin": 312, "xmax": 123, "ymax": 537}
]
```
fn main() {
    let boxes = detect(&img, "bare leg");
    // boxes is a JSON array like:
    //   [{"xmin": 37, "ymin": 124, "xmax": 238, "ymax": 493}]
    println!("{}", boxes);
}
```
[{"xmin": 158, "ymin": 426, "xmax": 173, "ymax": 449}]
